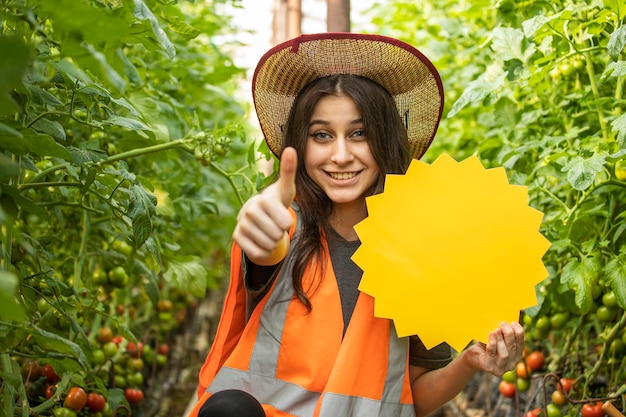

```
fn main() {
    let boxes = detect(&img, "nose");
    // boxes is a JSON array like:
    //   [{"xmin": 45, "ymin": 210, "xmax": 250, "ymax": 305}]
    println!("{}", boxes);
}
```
[{"xmin": 330, "ymin": 137, "xmax": 354, "ymax": 164}]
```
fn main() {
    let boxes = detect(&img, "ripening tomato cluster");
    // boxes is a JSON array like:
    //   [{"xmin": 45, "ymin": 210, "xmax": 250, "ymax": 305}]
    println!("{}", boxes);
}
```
[
  {"xmin": 14, "ymin": 322, "xmax": 176, "ymax": 416},
  {"xmin": 19, "ymin": 360, "xmax": 112, "ymax": 417},
  {"xmin": 498, "ymin": 349, "xmax": 546, "ymax": 400}
]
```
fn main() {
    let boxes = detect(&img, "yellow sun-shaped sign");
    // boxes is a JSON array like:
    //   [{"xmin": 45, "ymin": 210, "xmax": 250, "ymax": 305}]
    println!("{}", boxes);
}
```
[{"xmin": 352, "ymin": 154, "xmax": 551, "ymax": 351}]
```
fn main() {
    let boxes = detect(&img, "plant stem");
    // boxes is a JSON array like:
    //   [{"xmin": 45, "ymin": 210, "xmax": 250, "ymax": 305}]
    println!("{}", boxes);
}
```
[{"xmin": 96, "ymin": 138, "xmax": 193, "ymax": 166}]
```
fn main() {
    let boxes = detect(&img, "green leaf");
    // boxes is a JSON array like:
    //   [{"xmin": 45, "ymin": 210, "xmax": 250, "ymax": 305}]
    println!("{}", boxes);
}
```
[
  {"xmin": 162, "ymin": 15, "xmax": 201, "ymax": 40},
  {"xmin": 26, "ymin": 84, "xmax": 64, "ymax": 108},
  {"xmin": 67, "ymin": 146, "xmax": 107, "ymax": 165},
  {"xmin": 162, "ymin": 257, "xmax": 208, "ymax": 298},
  {"xmin": 83, "ymin": 43, "xmax": 127, "ymax": 93},
  {"xmin": 605, "ymin": 250, "xmax": 626, "ymax": 310},
  {"xmin": 607, "ymin": 24, "xmax": 626, "ymax": 62},
  {"xmin": 561, "ymin": 155, "xmax": 605, "ymax": 191},
  {"xmin": 0, "ymin": 153, "xmax": 19, "ymax": 182},
  {"xmin": 130, "ymin": 0, "xmax": 176, "ymax": 58},
  {"xmin": 448, "ymin": 73, "xmax": 506, "ymax": 118},
  {"xmin": 491, "ymin": 27, "xmax": 535, "ymax": 62},
  {"xmin": 0, "ymin": 122, "xmax": 23, "ymax": 138},
  {"xmin": 128, "ymin": 185, "xmax": 156, "ymax": 246},
  {"xmin": 103, "ymin": 115, "xmax": 152, "ymax": 132},
  {"xmin": 0, "ymin": 36, "xmax": 31, "ymax": 116},
  {"xmin": 561, "ymin": 256, "xmax": 600, "ymax": 313},
  {"xmin": 521, "ymin": 7, "xmax": 572, "ymax": 38},
  {"xmin": 0, "ymin": 184, "xmax": 47, "ymax": 218},
  {"xmin": 28, "ymin": 325, "xmax": 90, "ymax": 369},
  {"xmin": 32, "ymin": 118, "xmax": 67, "ymax": 142},
  {"xmin": 34, "ymin": 0, "xmax": 130, "ymax": 47},
  {"xmin": 0, "ymin": 130, "xmax": 72, "ymax": 160},
  {"xmin": 0, "ymin": 272, "xmax": 26, "ymax": 321},
  {"xmin": 611, "ymin": 112, "xmax": 626, "ymax": 148}
]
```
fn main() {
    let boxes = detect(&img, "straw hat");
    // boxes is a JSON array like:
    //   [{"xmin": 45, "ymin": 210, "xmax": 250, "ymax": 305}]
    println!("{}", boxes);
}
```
[{"xmin": 252, "ymin": 32, "xmax": 444, "ymax": 160}]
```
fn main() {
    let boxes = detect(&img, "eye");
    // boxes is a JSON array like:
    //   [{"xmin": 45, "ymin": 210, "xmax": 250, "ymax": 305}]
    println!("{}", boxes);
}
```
[
  {"xmin": 310, "ymin": 131, "xmax": 332, "ymax": 141},
  {"xmin": 350, "ymin": 129, "xmax": 366, "ymax": 139}
]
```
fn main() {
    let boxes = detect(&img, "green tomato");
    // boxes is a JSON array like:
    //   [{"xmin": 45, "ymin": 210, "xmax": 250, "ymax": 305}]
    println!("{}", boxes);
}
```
[
  {"xmin": 127, "ymin": 371, "xmax": 144, "ymax": 387},
  {"xmin": 91, "ymin": 349, "xmax": 106, "ymax": 366},
  {"xmin": 516, "ymin": 377, "xmax": 530, "ymax": 392},
  {"xmin": 114, "ymin": 375, "xmax": 127, "ymax": 388},
  {"xmin": 111, "ymin": 240, "xmax": 133, "ymax": 257},
  {"xmin": 536, "ymin": 316, "xmax": 550, "ymax": 331},
  {"xmin": 550, "ymin": 312, "xmax": 569, "ymax": 330},
  {"xmin": 53, "ymin": 407, "xmax": 78, "ymax": 417},
  {"xmin": 92, "ymin": 268, "xmax": 108, "ymax": 286},
  {"xmin": 596, "ymin": 306, "xmax": 617, "ymax": 322},
  {"xmin": 609, "ymin": 339, "xmax": 624, "ymax": 355},
  {"xmin": 102, "ymin": 342, "xmax": 118, "ymax": 358},
  {"xmin": 546, "ymin": 403, "xmax": 563, "ymax": 417},
  {"xmin": 502, "ymin": 369, "xmax": 517, "ymax": 383},
  {"xmin": 601, "ymin": 291, "xmax": 618, "ymax": 309},
  {"xmin": 108, "ymin": 266, "xmax": 129, "ymax": 288}
]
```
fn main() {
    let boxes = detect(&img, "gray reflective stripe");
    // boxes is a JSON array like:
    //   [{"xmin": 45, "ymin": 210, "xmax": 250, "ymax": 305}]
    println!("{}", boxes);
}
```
[
  {"xmin": 382, "ymin": 325, "xmax": 411, "ymax": 405},
  {"xmin": 319, "ymin": 393, "xmax": 416, "ymax": 417},
  {"xmin": 249, "ymin": 207, "xmax": 303, "ymax": 376},
  {"xmin": 318, "ymin": 325, "xmax": 415, "ymax": 417},
  {"xmin": 210, "ymin": 366, "xmax": 320, "ymax": 417}
]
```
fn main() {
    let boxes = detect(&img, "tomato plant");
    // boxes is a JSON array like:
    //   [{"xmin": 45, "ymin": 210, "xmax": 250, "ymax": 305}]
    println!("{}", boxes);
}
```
[
  {"xmin": 0, "ymin": 0, "xmax": 258, "ymax": 416},
  {"xmin": 368, "ymin": 0, "xmax": 626, "ymax": 412}
]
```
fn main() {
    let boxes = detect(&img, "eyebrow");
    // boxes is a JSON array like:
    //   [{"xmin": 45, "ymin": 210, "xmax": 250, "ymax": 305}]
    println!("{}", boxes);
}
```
[{"xmin": 308, "ymin": 118, "xmax": 363, "ymax": 127}]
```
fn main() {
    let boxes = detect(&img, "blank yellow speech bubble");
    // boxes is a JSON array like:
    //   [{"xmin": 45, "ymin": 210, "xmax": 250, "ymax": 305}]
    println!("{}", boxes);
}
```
[{"xmin": 353, "ymin": 154, "xmax": 551, "ymax": 351}]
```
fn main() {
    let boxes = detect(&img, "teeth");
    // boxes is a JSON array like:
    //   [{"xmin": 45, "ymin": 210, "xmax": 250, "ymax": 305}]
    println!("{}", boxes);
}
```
[{"xmin": 329, "ymin": 172, "xmax": 357, "ymax": 180}]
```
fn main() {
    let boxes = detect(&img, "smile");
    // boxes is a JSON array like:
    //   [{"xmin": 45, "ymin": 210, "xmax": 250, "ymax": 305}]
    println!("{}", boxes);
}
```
[{"xmin": 328, "ymin": 171, "xmax": 358, "ymax": 180}]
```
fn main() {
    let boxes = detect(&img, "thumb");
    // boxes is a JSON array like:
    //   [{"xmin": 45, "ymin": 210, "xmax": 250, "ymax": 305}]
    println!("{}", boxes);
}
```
[{"xmin": 277, "ymin": 147, "xmax": 297, "ymax": 208}]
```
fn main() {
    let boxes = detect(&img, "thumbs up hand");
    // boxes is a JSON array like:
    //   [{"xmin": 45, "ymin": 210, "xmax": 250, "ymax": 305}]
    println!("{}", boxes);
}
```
[{"xmin": 233, "ymin": 147, "xmax": 297, "ymax": 265}]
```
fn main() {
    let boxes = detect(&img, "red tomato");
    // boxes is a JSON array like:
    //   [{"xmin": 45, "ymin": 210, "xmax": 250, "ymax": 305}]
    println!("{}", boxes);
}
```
[
  {"xmin": 124, "ymin": 388, "xmax": 144, "ymax": 404},
  {"xmin": 45, "ymin": 384, "xmax": 57, "ymax": 400},
  {"xmin": 558, "ymin": 378, "xmax": 575, "ymax": 394},
  {"xmin": 86, "ymin": 392, "xmax": 106, "ymax": 412},
  {"xmin": 499, "ymin": 380, "xmax": 516, "ymax": 398},
  {"xmin": 157, "ymin": 343, "xmax": 170, "ymax": 356},
  {"xmin": 41, "ymin": 364, "xmax": 61, "ymax": 383},
  {"xmin": 111, "ymin": 335, "xmax": 124, "ymax": 346},
  {"xmin": 64, "ymin": 387, "xmax": 87, "ymax": 411},
  {"xmin": 526, "ymin": 351, "xmax": 545, "ymax": 371},
  {"xmin": 581, "ymin": 402, "xmax": 605, "ymax": 417},
  {"xmin": 524, "ymin": 408, "xmax": 541, "ymax": 417},
  {"xmin": 126, "ymin": 341, "xmax": 144, "ymax": 358}
]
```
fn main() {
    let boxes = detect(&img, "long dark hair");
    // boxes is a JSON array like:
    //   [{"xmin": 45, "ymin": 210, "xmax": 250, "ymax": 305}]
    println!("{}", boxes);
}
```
[{"xmin": 281, "ymin": 74, "xmax": 411, "ymax": 310}]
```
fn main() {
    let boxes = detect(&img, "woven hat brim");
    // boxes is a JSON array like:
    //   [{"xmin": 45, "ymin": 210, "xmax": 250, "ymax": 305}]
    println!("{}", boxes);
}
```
[{"xmin": 252, "ymin": 32, "xmax": 444, "ymax": 159}]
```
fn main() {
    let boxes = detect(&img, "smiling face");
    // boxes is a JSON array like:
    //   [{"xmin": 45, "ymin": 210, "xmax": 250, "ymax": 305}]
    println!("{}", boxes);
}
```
[{"xmin": 304, "ymin": 94, "xmax": 380, "ymax": 213}]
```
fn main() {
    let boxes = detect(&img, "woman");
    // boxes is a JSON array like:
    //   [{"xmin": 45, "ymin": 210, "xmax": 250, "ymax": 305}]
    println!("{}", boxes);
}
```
[{"xmin": 190, "ymin": 33, "xmax": 524, "ymax": 417}]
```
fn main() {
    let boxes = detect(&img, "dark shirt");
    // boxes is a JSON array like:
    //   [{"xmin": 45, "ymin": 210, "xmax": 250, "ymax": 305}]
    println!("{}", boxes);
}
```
[{"xmin": 243, "ymin": 229, "xmax": 453, "ymax": 370}]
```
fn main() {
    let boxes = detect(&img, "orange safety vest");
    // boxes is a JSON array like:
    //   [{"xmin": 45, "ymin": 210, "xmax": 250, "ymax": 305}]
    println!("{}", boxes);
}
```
[{"xmin": 189, "ymin": 208, "xmax": 415, "ymax": 417}]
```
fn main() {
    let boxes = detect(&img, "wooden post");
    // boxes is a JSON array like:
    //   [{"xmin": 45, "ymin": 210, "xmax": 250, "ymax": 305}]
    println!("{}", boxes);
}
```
[
  {"xmin": 273, "ymin": 0, "xmax": 301, "ymax": 44},
  {"xmin": 286, "ymin": 0, "xmax": 301, "ymax": 39},
  {"xmin": 327, "ymin": 0, "xmax": 350, "ymax": 32}
]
